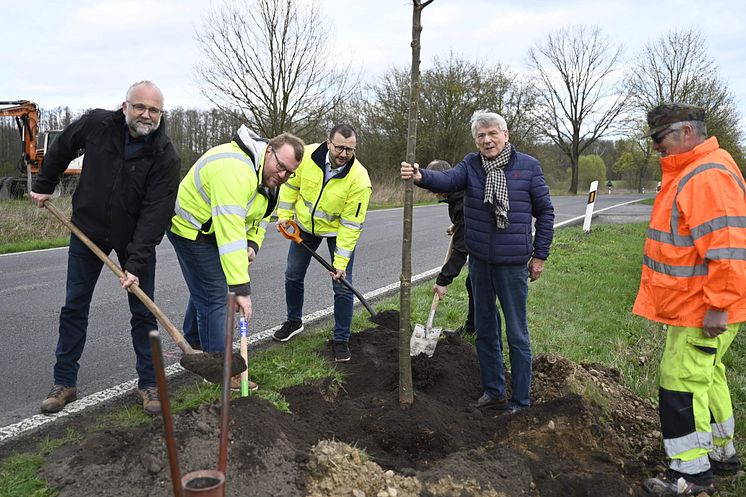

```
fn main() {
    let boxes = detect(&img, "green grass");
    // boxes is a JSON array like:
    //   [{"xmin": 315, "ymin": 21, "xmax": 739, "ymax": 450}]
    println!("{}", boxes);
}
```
[
  {"xmin": 0, "ymin": 198, "xmax": 72, "ymax": 254},
  {"xmin": 2, "ymin": 223, "xmax": 744, "ymax": 496},
  {"xmin": 0, "ymin": 429, "xmax": 78, "ymax": 497}
]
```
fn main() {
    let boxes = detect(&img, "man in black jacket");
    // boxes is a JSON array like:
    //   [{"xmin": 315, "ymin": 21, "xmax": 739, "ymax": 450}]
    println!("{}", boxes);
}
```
[
  {"xmin": 30, "ymin": 81, "xmax": 181, "ymax": 415},
  {"xmin": 427, "ymin": 160, "xmax": 474, "ymax": 335}
]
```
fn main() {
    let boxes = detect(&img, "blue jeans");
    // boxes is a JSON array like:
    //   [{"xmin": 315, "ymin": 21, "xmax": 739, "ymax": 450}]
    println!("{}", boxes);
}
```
[
  {"xmin": 469, "ymin": 259, "xmax": 532, "ymax": 406},
  {"xmin": 54, "ymin": 234, "xmax": 157, "ymax": 389},
  {"xmin": 285, "ymin": 230, "xmax": 355, "ymax": 342},
  {"xmin": 167, "ymin": 231, "xmax": 228, "ymax": 353}
]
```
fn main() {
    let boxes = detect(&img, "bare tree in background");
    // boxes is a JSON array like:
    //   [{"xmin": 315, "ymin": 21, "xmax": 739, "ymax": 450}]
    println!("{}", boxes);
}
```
[
  {"xmin": 626, "ymin": 27, "xmax": 744, "ymax": 168},
  {"xmin": 528, "ymin": 25, "xmax": 627, "ymax": 194},
  {"xmin": 193, "ymin": 0, "xmax": 358, "ymax": 139}
]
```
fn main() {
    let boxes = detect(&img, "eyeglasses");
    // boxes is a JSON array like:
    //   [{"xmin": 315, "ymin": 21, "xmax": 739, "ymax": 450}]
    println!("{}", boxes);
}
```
[
  {"xmin": 127, "ymin": 101, "xmax": 164, "ymax": 116},
  {"xmin": 651, "ymin": 127, "xmax": 680, "ymax": 145},
  {"xmin": 272, "ymin": 149, "xmax": 295, "ymax": 178},
  {"xmin": 329, "ymin": 142, "xmax": 356, "ymax": 155}
]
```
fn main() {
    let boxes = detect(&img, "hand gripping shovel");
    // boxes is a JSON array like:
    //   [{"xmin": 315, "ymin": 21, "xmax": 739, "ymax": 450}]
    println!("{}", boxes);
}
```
[
  {"xmin": 410, "ymin": 235, "xmax": 454, "ymax": 357},
  {"xmin": 278, "ymin": 220, "xmax": 392, "ymax": 328},
  {"xmin": 43, "ymin": 200, "xmax": 245, "ymax": 384}
]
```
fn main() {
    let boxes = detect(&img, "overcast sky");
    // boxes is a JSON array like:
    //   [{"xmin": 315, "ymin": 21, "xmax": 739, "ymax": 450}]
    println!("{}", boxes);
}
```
[{"xmin": 2, "ymin": 0, "xmax": 745, "ymax": 128}]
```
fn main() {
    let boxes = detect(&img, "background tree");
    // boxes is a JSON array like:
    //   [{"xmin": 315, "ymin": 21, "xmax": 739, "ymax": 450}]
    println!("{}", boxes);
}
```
[
  {"xmin": 193, "ymin": 0, "xmax": 358, "ymax": 139},
  {"xmin": 361, "ymin": 57, "xmax": 537, "ymax": 182},
  {"xmin": 418, "ymin": 55, "xmax": 538, "ymax": 164},
  {"xmin": 612, "ymin": 140, "xmax": 659, "ymax": 192},
  {"xmin": 626, "ymin": 27, "xmax": 744, "ymax": 169},
  {"xmin": 577, "ymin": 154, "xmax": 606, "ymax": 192},
  {"xmin": 528, "ymin": 25, "xmax": 627, "ymax": 194}
]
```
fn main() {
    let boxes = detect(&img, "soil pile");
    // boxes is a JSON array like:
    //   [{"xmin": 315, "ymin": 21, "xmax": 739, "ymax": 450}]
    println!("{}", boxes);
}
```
[{"xmin": 41, "ymin": 320, "xmax": 664, "ymax": 497}]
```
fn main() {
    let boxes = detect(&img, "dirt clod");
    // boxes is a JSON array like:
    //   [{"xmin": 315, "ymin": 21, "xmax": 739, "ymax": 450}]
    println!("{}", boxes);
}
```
[
  {"xmin": 180, "ymin": 352, "xmax": 247, "ymax": 384},
  {"xmin": 40, "ymin": 325, "xmax": 664, "ymax": 496}
]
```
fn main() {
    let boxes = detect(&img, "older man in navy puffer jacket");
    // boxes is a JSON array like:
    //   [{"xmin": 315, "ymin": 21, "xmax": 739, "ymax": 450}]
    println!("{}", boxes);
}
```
[{"xmin": 401, "ymin": 110, "xmax": 554, "ymax": 412}]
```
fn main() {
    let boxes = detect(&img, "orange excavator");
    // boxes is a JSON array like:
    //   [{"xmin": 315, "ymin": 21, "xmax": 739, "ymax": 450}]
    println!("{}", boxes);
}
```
[{"xmin": 0, "ymin": 100, "xmax": 80, "ymax": 199}]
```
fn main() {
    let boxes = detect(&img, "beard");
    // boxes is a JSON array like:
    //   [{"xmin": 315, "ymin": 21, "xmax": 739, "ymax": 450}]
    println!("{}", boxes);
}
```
[{"xmin": 126, "ymin": 115, "xmax": 160, "ymax": 137}]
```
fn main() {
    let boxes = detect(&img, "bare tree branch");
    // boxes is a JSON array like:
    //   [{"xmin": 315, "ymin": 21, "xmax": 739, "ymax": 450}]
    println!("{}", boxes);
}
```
[
  {"xmin": 625, "ymin": 27, "xmax": 744, "ymax": 168},
  {"xmin": 193, "ymin": 0, "xmax": 359, "ymax": 138},
  {"xmin": 528, "ymin": 25, "xmax": 627, "ymax": 193}
]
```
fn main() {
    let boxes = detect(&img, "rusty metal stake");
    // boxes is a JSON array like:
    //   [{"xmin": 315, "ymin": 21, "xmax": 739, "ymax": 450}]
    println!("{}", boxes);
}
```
[
  {"xmin": 151, "ymin": 293, "xmax": 237, "ymax": 497},
  {"xmin": 150, "ymin": 331, "xmax": 183, "ymax": 497},
  {"xmin": 218, "ymin": 292, "xmax": 235, "ymax": 474}
]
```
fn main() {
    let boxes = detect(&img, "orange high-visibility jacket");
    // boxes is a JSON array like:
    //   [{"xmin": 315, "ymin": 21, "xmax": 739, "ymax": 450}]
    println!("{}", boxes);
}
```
[{"xmin": 633, "ymin": 137, "xmax": 746, "ymax": 326}]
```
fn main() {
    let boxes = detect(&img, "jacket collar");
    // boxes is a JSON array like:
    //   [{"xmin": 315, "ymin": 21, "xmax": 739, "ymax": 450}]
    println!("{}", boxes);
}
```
[
  {"xmin": 233, "ymin": 125, "xmax": 275, "ymax": 197},
  {"xmin": 660, "ymin": 136, "xmax": 719, "ymax": 176}
]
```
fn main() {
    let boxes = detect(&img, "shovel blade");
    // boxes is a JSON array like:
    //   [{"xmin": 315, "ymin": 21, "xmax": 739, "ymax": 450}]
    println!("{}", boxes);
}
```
[{"xmin": 410, "ymin": 323, "xmax": 442, "ymax": 358}]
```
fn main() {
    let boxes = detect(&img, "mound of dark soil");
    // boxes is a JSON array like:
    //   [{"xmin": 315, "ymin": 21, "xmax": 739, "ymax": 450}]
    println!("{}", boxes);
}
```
[{"xmin": 40, "ymin": 322, "xmax": 664, "ymax": 497}]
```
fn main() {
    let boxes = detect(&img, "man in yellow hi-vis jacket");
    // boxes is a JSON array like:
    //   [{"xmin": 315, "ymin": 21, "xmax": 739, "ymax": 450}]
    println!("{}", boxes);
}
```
[
  {"xmin": 168, "ymin": 127, "xmax": 304, "ymax": 388},
  {"xmin": 635, "ymin": 103, "xmax": 746, "ymax": 496},
  {"xmin": 273, "ymin": 124, "xmax": 372, "ymax": 362}
]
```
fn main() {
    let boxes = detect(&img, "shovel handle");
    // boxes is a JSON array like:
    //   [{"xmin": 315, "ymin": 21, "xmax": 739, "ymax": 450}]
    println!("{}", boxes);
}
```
[
  {"xmin": 427, "ymin": 234, "xmax": 455, "ymax": 330},
  {"xmin": 277, "ymin": 219, "xmax": 303, "ymax": 244},
  {"xmin": 239, "ymin": 316, "xmax": 249, "ymax": 397},
  {"xmin": 278, "ymin": 220, "xmax": 377, "ymax": 317},
  {"xmin": 43, "ymin": 200, "xmax": 193, "ymax": 355},
  {"xmin": 426, "ymin": 293, "xmax": 439, "ymax": 330}
]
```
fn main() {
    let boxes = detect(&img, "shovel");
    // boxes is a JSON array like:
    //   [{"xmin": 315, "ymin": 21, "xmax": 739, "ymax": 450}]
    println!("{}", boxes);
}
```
[
  {"xmin": 43, "ymin": 200, "xmax": 246, "ymax": 384},
  {"xmin": 410, "ymin": 235, "xmax": 454, "ymax": 357},
  {"xmin": 278, "ymin": 220, "xmax": 392, "ymax": 328}
]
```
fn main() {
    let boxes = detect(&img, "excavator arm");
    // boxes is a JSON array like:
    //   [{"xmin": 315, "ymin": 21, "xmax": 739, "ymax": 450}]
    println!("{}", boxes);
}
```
[{"xmin": 0, "ymin": 100, "xmax": 41, "ymax": 173}]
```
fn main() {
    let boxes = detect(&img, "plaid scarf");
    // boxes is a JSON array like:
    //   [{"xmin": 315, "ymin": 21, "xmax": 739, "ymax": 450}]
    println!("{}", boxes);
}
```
[{"xmin": 482, "ymin": 142, "xmax": 512, "ymax": 230}]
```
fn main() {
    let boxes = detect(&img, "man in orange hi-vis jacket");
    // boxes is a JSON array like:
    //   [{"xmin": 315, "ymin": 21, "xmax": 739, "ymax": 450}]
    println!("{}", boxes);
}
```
[{"xmin": 634, "ymin": 103, "xmax": 746, "ymax": 496}]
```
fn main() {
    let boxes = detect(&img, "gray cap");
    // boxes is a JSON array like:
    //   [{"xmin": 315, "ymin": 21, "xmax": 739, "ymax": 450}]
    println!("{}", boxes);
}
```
[{"xmin": 643, "ymin": 103, "xmax": 705, "ymax": 138}]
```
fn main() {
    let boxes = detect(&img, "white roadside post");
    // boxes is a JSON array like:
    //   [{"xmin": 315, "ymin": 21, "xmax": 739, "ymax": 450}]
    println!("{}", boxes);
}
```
[{"xmin": 583, "ymin": 180, "xmax": 599, "ymax": 232}]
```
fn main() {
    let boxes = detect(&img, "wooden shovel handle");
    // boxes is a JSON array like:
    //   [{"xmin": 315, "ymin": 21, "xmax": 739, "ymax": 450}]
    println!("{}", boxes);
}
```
[
  {"xmin": 43, "ymin": 200, "xmax": 193, "ymax": 355},
  {"xmin": 428, "ymin": 234, "xmax": 456, "ymax": 329}
]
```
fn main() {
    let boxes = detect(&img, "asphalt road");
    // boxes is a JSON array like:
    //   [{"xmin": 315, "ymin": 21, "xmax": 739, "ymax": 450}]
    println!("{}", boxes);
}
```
[{"xmin": 0, "ymin": 193, "xmax": 650, "ymax": 428}]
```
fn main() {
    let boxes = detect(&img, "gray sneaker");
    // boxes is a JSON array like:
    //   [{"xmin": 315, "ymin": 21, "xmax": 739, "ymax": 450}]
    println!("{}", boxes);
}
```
[{"xmin": 41, "ymin": 384, "xmax": 78, "ymax": 414}]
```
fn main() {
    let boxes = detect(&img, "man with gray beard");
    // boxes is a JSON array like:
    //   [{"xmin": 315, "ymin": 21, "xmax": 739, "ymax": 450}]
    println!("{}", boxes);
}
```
[{"xmin": 30, "ymin": 81, "xmax": 181, "ymax": 415}]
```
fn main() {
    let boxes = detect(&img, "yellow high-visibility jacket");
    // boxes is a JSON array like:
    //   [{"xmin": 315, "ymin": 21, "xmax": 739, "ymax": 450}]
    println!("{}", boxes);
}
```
[
  {"xmin": 277, "ymin": 142, "xmax": 372, "ymax": 271},
  {"xmin": 170, "ymin": 126, "xmax": 275, "ymax": 295},
  {"xmin": 633, "ymin": 137, "xmax": 746, "ymax": 326}
]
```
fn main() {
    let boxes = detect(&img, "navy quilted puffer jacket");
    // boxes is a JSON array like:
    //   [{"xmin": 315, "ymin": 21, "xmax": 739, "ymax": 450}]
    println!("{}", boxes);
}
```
[{"xmin": 418, "ymin": 148, "xmax": 554, "ymax": 265}]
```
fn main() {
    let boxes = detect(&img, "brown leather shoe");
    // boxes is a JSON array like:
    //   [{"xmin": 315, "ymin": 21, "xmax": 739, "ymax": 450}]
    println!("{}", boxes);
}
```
[
  {"xmin": 41, "ymin": 385, "xmax": 78, "ymax": 414},
  {"xmin": 230, "ymin": 375, "xmax": 258, "ymax": 392},
  {"xmin": 138, "ymin": 387, "xmax": 161, "ymax": 415}
]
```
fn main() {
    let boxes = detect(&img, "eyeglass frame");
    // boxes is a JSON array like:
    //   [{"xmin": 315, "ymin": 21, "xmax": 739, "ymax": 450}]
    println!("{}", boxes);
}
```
[
  {"xmin": 650, "ymin": 124, "xmax": 684, "ymax": 145},
  {"xmin": 126, "ymin": 101, "xmax": 164, "ymax": 117},
  {"xmin": 271, "ymin": 148, "xmax": 295, "ymax": 178},
  {"xmin": 328, "ymin": 141, "xmax": 356, "ymax": 155}
]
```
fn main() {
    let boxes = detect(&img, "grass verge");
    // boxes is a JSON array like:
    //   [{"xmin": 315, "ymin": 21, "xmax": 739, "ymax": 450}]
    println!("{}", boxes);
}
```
[
  {"xmin": 1, "ymin": 223, "xmax": 744, "ymax": 496},
  {"xmin": 0, "ymin": 198, "xmax": 72, "ymax": 254}
]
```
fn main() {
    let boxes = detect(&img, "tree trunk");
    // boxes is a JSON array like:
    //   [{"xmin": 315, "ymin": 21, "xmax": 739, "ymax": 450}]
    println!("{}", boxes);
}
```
[{"xmin": 399, "ymin": 0, "xmax": 433, "ymax": 409}]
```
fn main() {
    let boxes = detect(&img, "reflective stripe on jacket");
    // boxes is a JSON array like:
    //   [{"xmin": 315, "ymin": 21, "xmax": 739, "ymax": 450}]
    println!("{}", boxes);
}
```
[
  {"xmin": 276, "ymin": 142, "xmax": 372, "ymax": 271},
  {"xmin": 633, "ymin": 137, "xmax": 746, "ymax": 326},
  {"xmin": 170, "ymin": 127, "xmax": 272, "ymax": 290}
]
